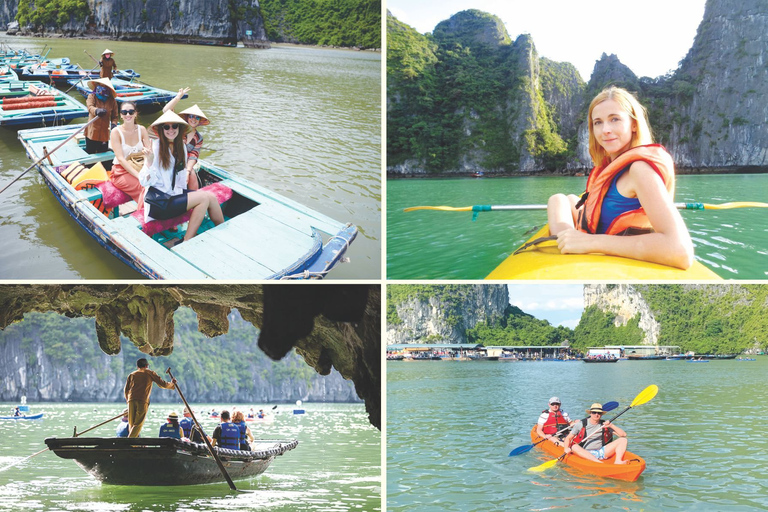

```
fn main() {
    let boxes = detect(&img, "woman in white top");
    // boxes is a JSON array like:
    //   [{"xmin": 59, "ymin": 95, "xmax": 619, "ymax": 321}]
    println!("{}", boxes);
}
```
[
  {"xmin": 138, "ymin": 111, "xmax": 224, "ymax": 244},
  {"xmin": 108, "ymin": 101, "xmax": 149, "ymax": 203}
]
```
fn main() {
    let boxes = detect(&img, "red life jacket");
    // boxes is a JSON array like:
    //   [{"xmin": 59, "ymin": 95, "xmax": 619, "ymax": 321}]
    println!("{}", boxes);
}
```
[
  {"xmin": 576, "ymin": 144, "xmax": 675, "ymax": 235},
  {"xmin": 572, "ymin": 418, "xmax": 613, "ymax": 447},
  {"xmin": 541, "ymin": 409, "xmax": 570, "ymax": 435}
]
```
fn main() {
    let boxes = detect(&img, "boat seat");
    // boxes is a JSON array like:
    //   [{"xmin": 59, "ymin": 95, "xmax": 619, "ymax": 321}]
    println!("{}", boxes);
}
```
[
  {"xmin": 96, "ymin": 180, "xmax": 132, "ymax": 208},
  {"xmin": 130, "ymin": 182, "xmax": 233, "ymax": 236}
]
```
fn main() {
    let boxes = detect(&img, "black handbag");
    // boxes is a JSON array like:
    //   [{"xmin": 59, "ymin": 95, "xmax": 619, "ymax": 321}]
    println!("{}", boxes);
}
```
[{"xmin": 143, "ymin": 160, "xmax": 182, "ymax": 211}]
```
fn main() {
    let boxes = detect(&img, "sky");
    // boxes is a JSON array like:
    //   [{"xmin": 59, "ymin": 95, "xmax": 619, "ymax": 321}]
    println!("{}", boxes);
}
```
[
  {"xmin": 387, "ymin": 0, "xmax": 707, "ymax": 81},
  {"xmin": 508, "ymin": 284, "xmax": 584, "ymax": 329}
]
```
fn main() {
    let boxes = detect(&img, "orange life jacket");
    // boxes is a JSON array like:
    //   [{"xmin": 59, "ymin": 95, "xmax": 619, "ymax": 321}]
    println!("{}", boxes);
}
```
[
  {"xmin": 541, "ymin": 409, "xmax": 570, "ymax": 435},
  {"xmin": 576, "ymin": 144, "xmax": 675, "ymax": 235}
]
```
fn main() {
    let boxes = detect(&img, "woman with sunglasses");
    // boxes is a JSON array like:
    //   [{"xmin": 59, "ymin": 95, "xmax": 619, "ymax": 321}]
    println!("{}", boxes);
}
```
[
  {"xmin": 108, "ymin": 101, "xmax": 149, "ymax": 203},
  {"xmin": 562, "ymin": 403, "xmax": 629, "ymax": 464},
  {"xmin": 162, "ymin": 88, "xmax": 207, "ymax": 190},
  {"xmin": 138, "ymin": 111, "xmax": 224, "ymax": 244}
]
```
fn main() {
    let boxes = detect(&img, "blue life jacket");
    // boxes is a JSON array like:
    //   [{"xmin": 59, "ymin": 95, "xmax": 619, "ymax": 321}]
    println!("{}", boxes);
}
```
[
  {"xmin": 159, "ymin": 422, "xmax": 181, "ymax": 439},
  {"xmin": 234, "ymin": 420, "xmax": 249, "ymax": 450},
  {"xmin": 219, "ymin": 422, "xmax": 241, "ymax": 450},
  {"xmin": 179, "ymin": 417, "xmax": 193, "ymax": 438},
  {"xmin": 116, "ymin": 421, "xmax": 129, "ymax": 438}
]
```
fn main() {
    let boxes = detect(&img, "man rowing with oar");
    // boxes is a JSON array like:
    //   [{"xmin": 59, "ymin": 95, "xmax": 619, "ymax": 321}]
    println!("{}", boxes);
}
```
[
  {"xmin": 124, "ymin": 358, "xmax": 176, "ymax": 437},
  {"xmin": 563, "ymin": 402, "xmax": 629, "ymax": 464}
]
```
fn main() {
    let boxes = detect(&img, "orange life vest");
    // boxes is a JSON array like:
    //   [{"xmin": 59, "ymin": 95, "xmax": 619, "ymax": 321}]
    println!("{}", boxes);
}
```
[
  {"xmin": 541, "ymin": 409, "xmax": 570, "ymax": 435},
  {"xmin": 576, "ymin": 144, "xmax": 675, "ymax": 235}
]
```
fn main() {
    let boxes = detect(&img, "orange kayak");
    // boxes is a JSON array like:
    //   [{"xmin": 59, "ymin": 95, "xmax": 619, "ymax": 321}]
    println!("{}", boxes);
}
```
[{"xmin": 530, "ymin": 426, "xmax": 646, "ymax": 481}]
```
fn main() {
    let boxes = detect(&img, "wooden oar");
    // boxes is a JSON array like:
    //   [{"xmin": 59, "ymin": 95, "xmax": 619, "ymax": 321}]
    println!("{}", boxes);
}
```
[
  {"xmin": 0, "ymin": 115, "xmax": 100, "ymax": 196},
  {"xmin": 509, "ymin": 401, "xmax": 619, "ymax": 456},
  {"xmin": 166, "ymin": 367, "xmax": 250, "ymax": 493},
  {"xmin": 528, "ymin": 385, "xmax": 658, "ymax": 473},
  {"xmin": 0, "ymin": 409, "xmax": 127, "ymax": 472}
]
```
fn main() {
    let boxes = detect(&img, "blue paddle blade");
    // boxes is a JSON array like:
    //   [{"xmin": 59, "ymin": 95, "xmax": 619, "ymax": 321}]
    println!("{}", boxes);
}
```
[
  {"xmin": 603, "ymin": 401, "xmax": 619, "ymax": 412},
  {"xmin": 508, "ymin": 444, "xmax": 534, "ymax": 457}
]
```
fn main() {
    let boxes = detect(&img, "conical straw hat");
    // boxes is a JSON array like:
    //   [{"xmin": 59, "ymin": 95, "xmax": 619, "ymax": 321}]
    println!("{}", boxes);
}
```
[
  {"xmin": 87, "ymin": 77, "xmax": 116, "ymax": 97},
  {"xmin": 179, "ymin": 104, "xmax": 210, "ymax": 126},
  {"xmin": 150, "ymin": 110, "xmax": 189, "ymax": 136},
  {"xmin": 102, "ymin": 49, "xmax": 114, "ymax": 55}
]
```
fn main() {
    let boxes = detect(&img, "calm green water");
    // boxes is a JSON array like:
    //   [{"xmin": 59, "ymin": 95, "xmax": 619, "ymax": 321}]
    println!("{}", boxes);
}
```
[
  {"xmin": 387, "ymin": 358, "xmax": 768, "ymax": 511},
  {"xmin": 387, "ymin": 175, "xmax": 768, "ymax": 279},
  {"xmin": 0, "ymin": 402, "xmax": 380, "ymax": 511},
  {"xmin": 0, "ymin": 36, "xmax": 381, "ymax": 279}
]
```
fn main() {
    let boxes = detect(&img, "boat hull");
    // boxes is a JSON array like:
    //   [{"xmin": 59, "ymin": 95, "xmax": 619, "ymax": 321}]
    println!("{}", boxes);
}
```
[
  {"xmin": 45, "ymin": 437, "xmax": 298, "ymax": 486},
  {"xmin": 0, "ymin": 413, "xmax": 43, "ymax": 420},
  {"xmin": 67, "ymin": 77, "xmax": 185, "ymax": 114},
  {"xmin": 530, "ymin": 426, "xmax": 646, "ymax": 481},
  {"xmin": 487, "ymin": 226, "xmax": 721, "ymax": 280}
]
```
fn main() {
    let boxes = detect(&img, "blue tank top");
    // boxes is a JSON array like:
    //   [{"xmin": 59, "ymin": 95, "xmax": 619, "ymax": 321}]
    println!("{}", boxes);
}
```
[{"xmin": 597, "ymin": 167, "xmax": 641, "ymax": 234}]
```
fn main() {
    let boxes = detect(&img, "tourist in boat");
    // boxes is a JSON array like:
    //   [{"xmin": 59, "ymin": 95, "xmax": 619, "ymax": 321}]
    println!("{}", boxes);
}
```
[
  {"xmin": 247, "ymin": 408, "xmax": 255, "ymax": 419},
  {"xmin": 536, "ymin": 397, "xmax": 572, "ymax": 447},
  {"xmin": 210, "ymin": 410, "xmax": 242, "ymax": 450},
  {"xmin": 162, "ymin": 89, "xmax": 206, "ymax": 191},
  {"xmin": 179, "ymin": 408, "xmax": 208, "ymax": 444},
  {"xmin": 116, "ymin": 413, "xmax": 129, "ymax": 437},
  {"xmin": 108, "ymin": 100, "xmax": 150, "ymax": 203},
  {"xmin": 546, "ymin": 86, "xmax": 693, "ymax": 270},
  {"xmin": 562, "ymin": 403, "xmax": 629, "ymax": 464},
  {"xmin": 84, "ymin": 78, "xmax": 119, "ymax": 167},
  {"xmin": 13, "ymin": 406, "xmax": 21, "ymax": 417},
  {"xmin": 158, "ymin": 411, "xmax": 184, "ymax": 439},
  {"xmin": 138, "ymin": 111, "xmax": 225, "ymax": 244},
  {"xmin": 123, "ymin": 358, "xmax": 176, "ymax": 438},
  {"xmin": 232, "ymin": 410, "xmax": 254, "ymax": 451},
  {"xmin": 99, "ymin": 49, "xmax": 117, "ymax": 79},
  {"xmin": 257, "ymin": 409, "xmax": 265, "ymax": 419}
]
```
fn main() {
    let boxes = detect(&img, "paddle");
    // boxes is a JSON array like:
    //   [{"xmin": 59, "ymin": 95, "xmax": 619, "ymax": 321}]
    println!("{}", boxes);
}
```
[
  {"xmin": 0, "ymin": 115, "xmax": 100, "ymax": 196},
  {"xmin": 509, "ymin": 401, "xmax": 619, "ymax": 456},
  {"xmin": 405, "ymin": 202, "xmax": 768, "ymax": 221},
  {"xmin": 0, "ymin": 409, "xmax": 127, "ymax": 473},
  {"xmin": 528, "ymin": 385, "xmax": 658, "ymax": 473},
  {"xmin": 166, "ymin": 367, "xmax": 250, "ymax": 493}
]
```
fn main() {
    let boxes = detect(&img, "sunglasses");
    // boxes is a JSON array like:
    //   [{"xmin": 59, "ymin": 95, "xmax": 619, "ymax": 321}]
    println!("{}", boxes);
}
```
[
  {"xmin": 162, "ymin": 124, "xmax": 179, "ymax": 130},
  {"xmin": 120, "ymin": 109, "xmax": 136, "ymax": 115},
  {"xmin": 186, "ymin": 115, "xmax": 200, "ymax": 121},
  {"xmin": 590, "ymin": 411, "xmax": 604, "ymax": 415}
]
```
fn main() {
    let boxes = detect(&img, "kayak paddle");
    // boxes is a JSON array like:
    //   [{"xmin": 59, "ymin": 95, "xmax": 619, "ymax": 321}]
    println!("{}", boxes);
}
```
[
  {"xmin": 405, "ymin": 202, "xmax": 768, "ymax": 221},
  {"xmin": 528, "ymin": 385, "xmax": 658, "ymax": 473},
  {"xmin": 508, "ymin": 401, "xmax": 619, "ymax": 456}
]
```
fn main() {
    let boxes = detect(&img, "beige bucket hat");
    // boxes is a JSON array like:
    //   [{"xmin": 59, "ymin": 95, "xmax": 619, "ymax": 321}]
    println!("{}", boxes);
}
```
[
  {"xmin": 179, "ymin": 104, "xmax": 210, "ymax": 126},
  {"xmin": 87, "ymin": 77, "xmax": 116, "ymax": 97},
  {"xmin": 150, "ymin": 110, "xmax": 189, "ymax": 136}
]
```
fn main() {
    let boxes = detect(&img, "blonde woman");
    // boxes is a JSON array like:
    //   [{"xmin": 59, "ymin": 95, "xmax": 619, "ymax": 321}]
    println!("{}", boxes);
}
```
[
  {"xmin": 108, "ymin": 101, "xmax": 149, "ymax": 203},
  {"xmin": 547, "ymin": 86, "xmax": 693, "ymax": 269}
]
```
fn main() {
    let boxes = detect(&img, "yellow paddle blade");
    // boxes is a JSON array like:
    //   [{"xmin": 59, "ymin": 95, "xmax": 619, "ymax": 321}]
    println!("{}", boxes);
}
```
[
  {"xmin": 629, "ymin": 384, "xmax": 659, "ymax": 408},
  {"xmin": 403, "ymin": 205, "xmax": 473, "ymax": 212},
  {"xmin": 703, "ymin": 202, "xmax": 768, "ymax": 210},
  {"xmin": 527, "ymin": 457, "xmax": 560, "ymax": 473}
]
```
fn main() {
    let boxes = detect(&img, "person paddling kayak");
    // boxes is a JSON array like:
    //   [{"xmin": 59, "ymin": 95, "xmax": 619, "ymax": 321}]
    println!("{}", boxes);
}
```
[
  {"xmin": 562, "ymin": 402, "xmax": 629, "ymax": 464},
  {"xmin": 535, "ymin": 397, "xmax": 573, "ymax": 447}
]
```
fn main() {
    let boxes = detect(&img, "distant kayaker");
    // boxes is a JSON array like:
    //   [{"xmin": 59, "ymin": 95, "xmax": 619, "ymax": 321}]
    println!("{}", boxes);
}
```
[
  {"xmin": 158, "ymin": 411, "xmax": 183, "ymax": 439},
  {"xmin": 210, "ymin": 410, "xmax": 242, "ymax": 450},
  {"xmin": 13, "ymin": 406, "xmax": 21, "ymax": 417},
  {"xmin": 116, "ymin": 413, "xmax": 129, "ymax": 437},
  {"xmin": 123, "ymin": 358, "xmax": 176, "ymax": 438},
  {"xmin": 99, "ymin": 49, "xmax": 117, "ymax": 79},
  {"xmin": 547, "ymin": 86, "xmax": 693, "ymax": 270},
  {"xmin": 563, "ymin": 403, "xmax": 628, "ymax": 464},
  {"xmin": 536, "ymin": 397, "xmax": 572, "ymax": 447}
]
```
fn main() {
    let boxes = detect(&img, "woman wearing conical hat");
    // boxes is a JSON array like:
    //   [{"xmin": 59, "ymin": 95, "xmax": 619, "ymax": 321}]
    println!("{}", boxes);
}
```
[
  {"xmin": 84, "ymin": 78, "xmax": 119, "ymax": 167},
  {"xmin": 138, "ymin": 110, "xmax": 224, "ymax": 244},
  {"xmin": 99, "ymin": 49, "xmax": 117, "ymax": 79},
  {"xmin": 162, "ymin": 88, "xmax": 208, "ymax": 190}
]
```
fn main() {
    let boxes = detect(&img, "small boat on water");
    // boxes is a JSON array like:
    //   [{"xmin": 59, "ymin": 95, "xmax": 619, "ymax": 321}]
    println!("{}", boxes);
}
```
[
  {"xmin": 0, "ymin": 80, "xmax": 88, "ymax": 127},
  {"xmin": 45, "ymin": 436, "xmax": 298, "ymax": 486},
  {"xmin": 17, "ymin": 123, "xmax": 357, "ymax": 279},
  {"xmin": 582, "ymin": 357, "xmax": 620, "ymax": 363},
  {"xmin": 68, "ymin": 77, "xmax": 188, "ymax": 113},
  {"xmin": 529, "ymin": 426, "xmax": 646, "ymax": 481},
  {"xmin": 486, "ymin": 225, "xmax": 721, "ymax": 280},
  {"xmin": 737, "ymin": 358, "xmax": 756, "ymax": 361},
  {"xmin": 0, "ymin": 413, "xmax": 44, "ymax": 420},
  {"xmin": 18, "ymin": 65, "xmax": 139, "ymax": 86},
  {"xmin": 0, "ymin": 64, "xmax": 18, "ymax": 82}
]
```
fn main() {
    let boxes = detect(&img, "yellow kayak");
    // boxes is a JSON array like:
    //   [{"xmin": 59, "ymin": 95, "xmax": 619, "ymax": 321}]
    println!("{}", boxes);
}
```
[{"xmin": 486, "ymin": 226, "xmax": 722, "ymax": 280}]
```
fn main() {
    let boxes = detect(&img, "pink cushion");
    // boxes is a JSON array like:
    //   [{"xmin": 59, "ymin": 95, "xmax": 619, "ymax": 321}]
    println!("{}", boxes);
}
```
[
  {"xmin": 131, "ymin": 182, "xmax": 234, "ymax": 236},
  {"xmin": 96, "ymin": 181, "xmax": 132, "ymax": 208}
]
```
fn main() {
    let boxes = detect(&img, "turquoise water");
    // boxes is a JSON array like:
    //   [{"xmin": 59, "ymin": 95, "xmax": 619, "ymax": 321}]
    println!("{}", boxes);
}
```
[
  {"xmin": 387, "ymin": 358, "xmax": 768, "ymax": 511},
  {"xmin": 387, "ymin": 174, "xmax": 768, "ymax": 279},
  {"xmin": 0, "ymin": 402, "xmax": 381, "ymax": 511}
]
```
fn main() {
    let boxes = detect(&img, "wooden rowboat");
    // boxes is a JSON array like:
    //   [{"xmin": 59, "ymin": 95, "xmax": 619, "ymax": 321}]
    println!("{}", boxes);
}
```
[
  {"xmin": 45, "ymin": 437, "xmax": 298, "ymax": 486},
  {"xmin": 18, "ymin": 123, "xmax": 358, "ymax": 279},
  {"xmin": 18, "ymin": 65, "xmax": 140, "ymax": 86},
  {"xmin": 67, "ymin": 77, "xmax": 188, "ymax": 113},
  {"xmin": 0, "ymin": 80, "xmax": 88, "ymax": 127},
  {"xmin": 0, "ymin": 413, "xmax": 44, "ymax": 420}
]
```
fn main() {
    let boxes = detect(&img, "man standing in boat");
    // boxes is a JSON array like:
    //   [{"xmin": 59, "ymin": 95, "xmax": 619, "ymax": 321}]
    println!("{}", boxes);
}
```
[{"xmin": 123, "ymin": 358, "xmax": 176, "ymax": 438}]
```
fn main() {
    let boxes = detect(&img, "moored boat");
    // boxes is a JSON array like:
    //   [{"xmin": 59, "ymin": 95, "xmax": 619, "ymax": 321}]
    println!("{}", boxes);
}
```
[
  {"xmin": 486, "ymin": 225, "xmax": 721, "ymax": 280},
  {"xmin": 18, "ymin": 65, "xmax": 139, "ymax": 86},
  {"xmin": 67, "ymin": 77, "xmax": 188, "ymax": 113},
  {"xmin": 17, "ymin": 123, "xmax": 357, "ymax": 279},
  {"xmin": 0, "ymin": 80, "xmax": 88, "ymax": 127},
  {"xmin": 44, "ymin": 436, "xmax": 298, "ymax": 486},
  {"xmin": 529, "ymin": 426, "xmax": 645, "ymax": 481},
  {"xmin": 0, "ymin": 413, "xmax": 44, "ymax": 420},
  {"xmin": 582, "ymin": 357, "xmax": 619, "ymax": 363}
]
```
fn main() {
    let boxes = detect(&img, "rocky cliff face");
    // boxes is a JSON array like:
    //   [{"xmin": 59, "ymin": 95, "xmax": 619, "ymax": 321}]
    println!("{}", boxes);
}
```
[
  {"xmin": 387, "ymin": 285, "xmax": 508, "ymax": 344},
  {"xmin": 583, "ymin": 285, "xmax": 660, "ymax": 345}
]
